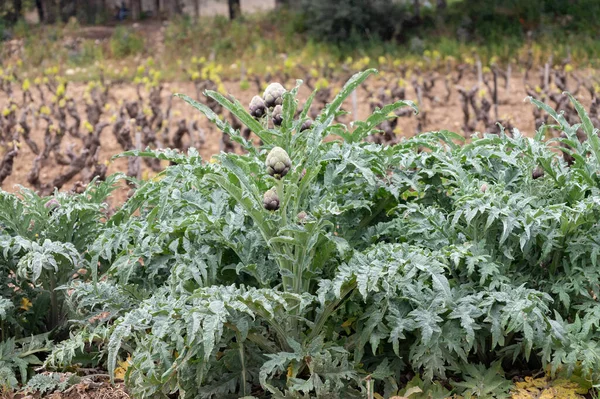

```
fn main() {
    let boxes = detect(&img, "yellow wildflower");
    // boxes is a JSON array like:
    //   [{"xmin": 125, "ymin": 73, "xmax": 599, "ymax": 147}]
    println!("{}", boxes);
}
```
[
  {"xmin": 56, "ymin": 83, "xmax": 66, "ymax": 97},
  {"xmin": 114, "ymin": 355, "xmax": 131, "ymax": 380},
  {"xmin": 84, "ymin": 121, "xmax": 94, "ymax": 133},
  {"xmin": 20, "ymin": 298, "xmax": 32, "ymax": 311}
]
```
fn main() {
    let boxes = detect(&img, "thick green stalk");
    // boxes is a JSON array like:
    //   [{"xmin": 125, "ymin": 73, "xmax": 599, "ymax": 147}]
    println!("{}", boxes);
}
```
[
  {"xmin": 276, "ymin": 179, "xmax": 286, "ymax": 227},
  {"xmin": 47, "ymin": 271, "xmax": 59, "ymax": 331},
  {"xmin": 237, "ymin": 332, "xmax": 248, "ymax": 397},
  {"xmin": 306, "ymin": 281, "xmax": 356, "ymax": 343},
  {"xmin": 276, "ymin": 178, "xmax": 299, "ymax": 294},
  {"xmin": 550, "ymin": 233, "xmax": 567, "ymax": 275},
  {"xmin": 294, "ymin": 240, "xmax": 308, "ymax": 295},
  {"xmin": 249, "ymin": 307, "xmax": 292, "ymax": 352},
  {"xmin": 550, "ymin": 248, "xmax": 564, "ymax": 275}
]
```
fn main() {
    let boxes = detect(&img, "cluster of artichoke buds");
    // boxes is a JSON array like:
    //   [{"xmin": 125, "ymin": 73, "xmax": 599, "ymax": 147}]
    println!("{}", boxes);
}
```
[{"xmin": 249, "ymin": 83, "xmax": 286, "ymax": 120}]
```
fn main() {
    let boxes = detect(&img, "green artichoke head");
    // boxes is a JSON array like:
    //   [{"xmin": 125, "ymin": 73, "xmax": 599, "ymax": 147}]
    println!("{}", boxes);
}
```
[{"xmin": 265, "ymin": 146, "xmax": 291, "ymax": 178}]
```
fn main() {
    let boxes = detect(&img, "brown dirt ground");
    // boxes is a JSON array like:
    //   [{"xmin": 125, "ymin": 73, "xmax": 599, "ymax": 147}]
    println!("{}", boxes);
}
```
[
  {"xmin": 3, "ymin": 381, "xmax": 129, "ymax": 399},
  {"xmin": 0, "ymin": 71, "xmax": 591, "ymax": 205}
]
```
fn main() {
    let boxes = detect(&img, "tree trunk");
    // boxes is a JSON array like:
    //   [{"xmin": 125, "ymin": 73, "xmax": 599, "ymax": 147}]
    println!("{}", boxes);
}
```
[
  {"xmin": 13, "ymin": 0, "xmax": 23, "ymax": 20},
  {"xmin": 40, "ymin": 0, "xmax": 58, "ymax": 23},
  {"xmin": 36, "ymin": 0, "xmax": 44, "ymax": 23},
  {"xmin": 165, "ymin": 0, "xmax": 181, "ymax": 18},
  {"xmin": 57, "ymin": 0, "xmax": 75, "ymax": 22},
  {"xmin": 275, "ymin": 0, "xmax": 289, "ymax": 8},
  {"xmin": 72, "ymin": 0, "xmax": 82, "ymax": 21},
  {"xmin": 413, "ymin": 0, "xmax": 420, "ymax": 19},
  {"xmin": 194, "ymin": 0, "xmax": 200, "ymax": 21},
  {"xmin": 131, "ymin": 0, "xmax": 142, "ymax": 20},
  {"xmin": 228, "ymin": 0, "xmax": 241, "ymax": 20},
  {"xmin": 101, "ymin": 0, "xmax": 108, "ymax": 23},
  {"xmin": 435, "ymin": 0, "xmax": 446, "ymax": 28}
]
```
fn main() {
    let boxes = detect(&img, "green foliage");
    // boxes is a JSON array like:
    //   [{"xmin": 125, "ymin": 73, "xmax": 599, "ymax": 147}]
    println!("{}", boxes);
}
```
[
  {"xmin": 0, "ymin": 176, "xmax": 121, "ymax": 341},
  {"xmin": 452, "ymin": 362, "xmax": 512, "ymax": 399},
  {"xmin": 24, "ymin": 372, "xmax": 79, "ymax": 394},
  {"xmin": 11, "ymin": 19, "xmax": 30, "ymax": 38},
  {"xmin": 298, "ymin": 0, "xmax": 408, "ymax": 45},
  {"xmin": 68, "ymin": 39, "xmax": 105, "ymax": 67},
  {"xmin": 0, "ymin": 336, "xmax": 50, "ymax": 390},
  {"xmin": 443, "ymin": 0, "xmax": 600, "ymax": 41},
  {"xmin": 109, "ymin": 27, "xmax": 145, "ymax": 59},
  {"xmin": 0, "ymin": 297, "xmax": 13, "ymax": 320}
]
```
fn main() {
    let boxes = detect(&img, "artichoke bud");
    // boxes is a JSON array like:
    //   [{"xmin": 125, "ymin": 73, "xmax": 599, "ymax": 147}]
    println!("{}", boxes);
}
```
[
  {"xmin": 249, "ymin": 95, "xmax": 266, "ymax": 118},
  {"xmin": 532, "ymin": 166, "xmax": 544, "ymax": 179},
  {"xmin": 266, "ymin": 146, "xmax": 291, "ymax": 178},
  {"xmin": 44, "ymin": 198, "xmax": 60, "ymax": 213},
  {"xmin": 300, "ymin": 119, "xmax": 313, "ymax": 132},
  {"xmin": 272, "ymin": 105, "xmax": 283, "ymax": 126},
  {"xmin": 263, "ymin": 82, "xmax": 285, "ymax": 108},
  {"xmin": 263, "ymin": 187, "xmax": 280, "ymax": 211},
  {"xmin": 298, "ymin": 168, "xmax": 306, "ymax": 182},
  {"xmin": 297, "ymin": 211, "xmax": 308, "ymax": 223}
]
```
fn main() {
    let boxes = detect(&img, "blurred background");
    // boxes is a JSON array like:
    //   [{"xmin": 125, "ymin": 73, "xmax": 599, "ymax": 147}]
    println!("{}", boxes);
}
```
[{"xmin": 0, "ymin": 0, "xmax": 599, "ymax": 199}]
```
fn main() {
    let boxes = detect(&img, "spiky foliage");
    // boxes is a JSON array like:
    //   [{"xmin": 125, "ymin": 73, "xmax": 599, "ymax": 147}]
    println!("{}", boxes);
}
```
[{"xmin": 0, "ymin": 175, "xmax": 121, "ymax": 342}]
